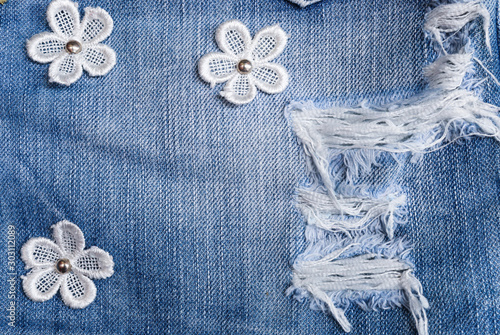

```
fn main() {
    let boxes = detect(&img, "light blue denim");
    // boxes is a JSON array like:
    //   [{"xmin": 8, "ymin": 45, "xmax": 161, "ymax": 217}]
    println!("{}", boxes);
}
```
[{"xmin": 0, "ymin": 0, "xmax": 499, "ymax": 334}]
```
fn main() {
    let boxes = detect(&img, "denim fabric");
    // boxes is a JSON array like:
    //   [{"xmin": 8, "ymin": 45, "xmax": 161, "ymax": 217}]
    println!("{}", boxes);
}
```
[{"xmin": 0, "ymin": 0, "xmax": 498, "ymax": 334}]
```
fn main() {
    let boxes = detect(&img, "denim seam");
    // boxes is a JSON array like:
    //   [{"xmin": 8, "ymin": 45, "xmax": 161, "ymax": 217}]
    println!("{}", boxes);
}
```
[{"xmin": 286, "ymin": 0, "xmax": 322, "ymax": 8}]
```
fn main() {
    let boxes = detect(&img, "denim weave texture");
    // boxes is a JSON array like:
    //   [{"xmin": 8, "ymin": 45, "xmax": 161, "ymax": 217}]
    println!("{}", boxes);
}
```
[{"xmin": 0, "ymin": 0, "xmax": 499, "ymax": 334}]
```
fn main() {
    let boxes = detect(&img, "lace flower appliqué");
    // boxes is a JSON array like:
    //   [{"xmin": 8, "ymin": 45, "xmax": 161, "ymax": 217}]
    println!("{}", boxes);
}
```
[
  {"xmin": 26, "ymin": 0, "xmax": 116, "ymax": 86},
  {"xmin": 21, "ymin": 220, "xmax": 114, "ymax": 309},
  {"xmin": 198, "ymin": 20, "xmax": 289, "ymax": 105}
]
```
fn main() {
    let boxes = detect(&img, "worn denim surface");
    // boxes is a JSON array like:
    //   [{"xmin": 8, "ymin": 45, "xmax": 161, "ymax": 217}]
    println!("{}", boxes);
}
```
[{"xmin": 0, "ymin": 0, "xmax": 498, "ymax": 334}]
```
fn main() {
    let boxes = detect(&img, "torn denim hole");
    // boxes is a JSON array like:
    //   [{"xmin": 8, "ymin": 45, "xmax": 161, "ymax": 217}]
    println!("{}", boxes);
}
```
[
  {"xmin": 287, "ymin": 87, "xmax": 500, "ymax": 160},
  {"xmin": 287, "ymin": 1, "xmax": 500, "ymax": 335},
  {"xmin": 286, "ymin": 87, "xmax": 500, "ymax": 217},
  {"xmin": 425, "ymin": 0, "xmax": 491, "ymax": 55},
  {"xmin": 423, "ymin": 53, "xmax": 473, "ymax": 90},
  {"xmin": 297, "ymin": 189, "xmax": 405, "ymax": 239},
  {"xmin": 289, "ymin": 246, "xmax": 428, "ymax": 334}
]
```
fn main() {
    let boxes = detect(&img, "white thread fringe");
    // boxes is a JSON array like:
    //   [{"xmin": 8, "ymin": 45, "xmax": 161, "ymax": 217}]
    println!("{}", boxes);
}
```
[
  {"xmin": 286, "ymin": 88, "xmax": 500, "ymax": 217},
  {"xmin": 287, "ymin": 89, "xmax": 500, "ymax": 154},
  {"xmin": 21, "ymin": 220, "xmax": 114, "ymax": 309},
  {"xmin": 287, "ymin": 2, "xmax": 499, "ymax": 334},
  {"xmin": 198, "ymin": 20, "xmax": 289, "ymax": 105},
  {"xmin": 424, "ymin": 0, "xmax": 491, "ymax": 54},
  {"xmin": 26, "ymin": 0, "xmax": 116, "ymax": 85},
  {"xmin": 424, "ymin": 53, "xmax": 473, "ymax": 90},
  {"xmin": 291, "ymin": 247, "xmax": 429, "ymax": 334},
  {"xmin": 297, "ymin": 189, "xmax": 405, "ymax": 239}
]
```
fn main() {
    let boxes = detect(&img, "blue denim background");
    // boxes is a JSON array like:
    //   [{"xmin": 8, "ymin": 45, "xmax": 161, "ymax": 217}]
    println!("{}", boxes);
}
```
[{"xmin": 0, "ymin": 0, "xmax": 498, "ymax": 334}]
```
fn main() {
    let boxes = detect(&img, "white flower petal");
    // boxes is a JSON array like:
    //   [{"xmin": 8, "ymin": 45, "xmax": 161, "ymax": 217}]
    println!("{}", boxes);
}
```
[
  {"xmin": 200, "ymin": 21, "xmax": 290, "ymax": 104},
  {"xmin": 74, "ymin": 246, "xmax": 114, "ymax": 279},
  {"xmin": 82, "ymin": 44, "xmax": 116, "ymax": 77},
  {"xmin": 47, "ymin": 0, "xmax": 80, "ymax": 38},
  {"xmin": 215, "ymin": 20, "xmax": 252, "ymax": 57},
  {"xmin": 80, "ymin": 7, "xmax": 113, "ymax": 43},
  {"xmin": 21, "ymin": 237, "xmax": 63, "ymax": 269},
  {"xmin": 251, "ymin": 63, "xmax": 289, "ymax": 94},
  {"xmin": 51, "ymin": 220, "xmax": 85, "ymax": 256},
  {"xmin": 221, "ymin": 74, "xmax": 257, "ymax": 105},
  {"xmin": 60, "ymin": 272, "xmax": 97, "ymax": 309},
  {"xmin": 198, "ymin": 52, "xmax": 237, "ymax": 87},
  {"xmin": 26, "ymin": 32, "xmax": 66, "ymax": 64},
  {"xmin": 251, "ymin": 24, "xmax": 288, "ymax": 62},
  {"xmin": 48, "ymin": 54, "xmax": 83, "ymax": 86},
  {"xmin": 22, "ymin": 268, "xmax": 63, "ymax": 302}
]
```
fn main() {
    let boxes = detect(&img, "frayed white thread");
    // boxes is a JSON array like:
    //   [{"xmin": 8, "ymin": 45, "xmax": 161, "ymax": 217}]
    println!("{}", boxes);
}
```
[
  {"xmin": 26, "ymin": 0, "xmax": 115, "ymax": 86},
  {"xmin": 424, "ymin": 1, "xmax": 491, "ymax": 55},
  {"xmin": 287, "ymin": 0, "xmax": 322, "ymax": 8},
  {"xmin": 21, "ymin": 220, "xmax": 114, "ymax": 309},
  {"xmin": 288, "ymin": 2, "xmax": 500, "ymax": 333},
  {"xmin": 401, "ymin": 271, "xmax": 430, "ymax": 335},
  {"xmin": 198, "ymin": 20, "xmax": 289, "ymax": 105},
  {"xmin": 423, "ymin": 53, "xmax": 500, "ymax": 90},
  {"xmin": 424, "ymin": 53, "xmax": 473, "ymax": 90},
  {"xmin": 287, "ymin": 89, "xmax": 500, "ymax": 210},
  {"xmin": 297, "ymin": 229, "xmax": 412, "ymax": 267},
  {"xmin": 424, "ymin": 2, "xmax": 500, "ymax": 88},
  {"xmin": 290, "ymin": 220, "xmax": 422, "ymax": 331},
  {"xmin": 473, "ymin": 56, "xmax": 500, "ymax": 86},
  {"xmin": 290, "ymin": 234, "xmax": 417, "ymax": 323},
  {"xmin": 339, "ymin": 149, "xmax": 386, "ymax": 184},
  {"xmin": 288, "ymin": 88, "xmax": 500, "ymax": 157},
  {"xmin": 290, "ymin": 247, "xmax": 428, "ymax": 334},
  {"xmin": 297, "ymin": 189, "xmax": 405, "ymax": 239}
]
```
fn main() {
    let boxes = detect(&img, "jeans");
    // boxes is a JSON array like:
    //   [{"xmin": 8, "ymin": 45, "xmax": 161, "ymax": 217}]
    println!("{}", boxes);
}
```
[{"xmin": 0, "ymin": 0, "xmax": 498, "ymax": 334}]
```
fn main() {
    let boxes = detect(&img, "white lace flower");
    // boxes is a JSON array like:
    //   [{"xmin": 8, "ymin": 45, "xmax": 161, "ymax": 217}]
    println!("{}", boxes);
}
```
[
  {"xmin": 26, "ymin": 0, "xmax": 115, "ymax": 86},
  {"xmin": 198, "ymin": 20, "xmax": 289, "ymax": 105},
  {"xmin": 21, "ymin": 220, "xmax": 114, "ymax": 309}
]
